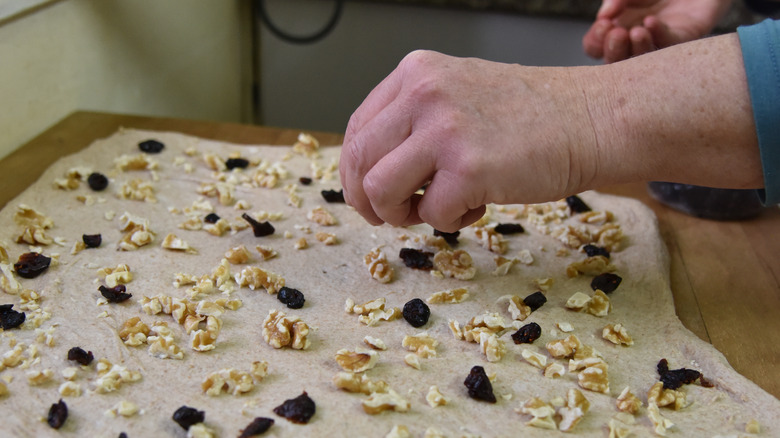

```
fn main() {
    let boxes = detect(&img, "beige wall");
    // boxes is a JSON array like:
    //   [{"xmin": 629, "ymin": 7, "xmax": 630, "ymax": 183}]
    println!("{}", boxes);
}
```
[{"xmin": 0, "ymin": 0, "xmax": 248, "ymax": 159}]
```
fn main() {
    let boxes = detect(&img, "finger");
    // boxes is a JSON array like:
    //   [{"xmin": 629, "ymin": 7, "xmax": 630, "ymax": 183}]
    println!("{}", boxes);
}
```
[
  {"xmin": 582, "ymin": 18, "xmax": 613, "ymax": 59},
  {"xmin": 416, "ymin": 169, "xmax": 486, "ymax": 233},
  {"xmin": 629, "ymin": 25, "xmax": 655, "ymax": 57},
  {"xmin": 597, "ymin": 0, "xmax": 622, "ymax": 18},
  {"xmin": 362, "ymin": 133, "xmax": 436, "ymax": 227},
  {"xmin": 603, "ymin": 27, "xmax": 631, "ymax": 63},
  {"xmin": 643, "ymin": 15, "xmax": 677, "ymax": 48}
]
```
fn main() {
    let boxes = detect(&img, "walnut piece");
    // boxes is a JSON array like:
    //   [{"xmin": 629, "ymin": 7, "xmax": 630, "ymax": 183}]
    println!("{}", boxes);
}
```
[
  {"xmin": 566, "ymin": 255, "xmax": 615, "ymax": 278},
  {"xmin": 333, "ymin": 372, "xmax": 388, "ymax": 395},
  {"xmin": 602, "ymin": 323, "xmax": 633, "ymax": 346},
  {"xmin": 224, "ymin": 245, "xmax": 251, "ymax": 264},
  {"xmin": 403, "ymin": 353, "xmax": 421, "ymax": 370},
  {"xmin": 425, "ymin": 385, "xmax": 449, "ymax": 407},
  {"xmin": 315, "ymin": 231, "xmax": 339, "ymax": 245},
  {"xmin": 255, "ymin": 245, "xmax": 278, "ymax": 261},
  {"xmin": 94, "ymin": 358, "xmax": 142, "ymax": 393},
  {"xmin": 235, "ymin": 266, "xmax": 285, "ymax": 294},
  {"xmin": 363, "ymin": 335, "xmax": 387, "ymax": 350},
  {"xmin": 544, "ymin": 363, "xmax": 566, "ymax": 379},
  {"xmin": 364, "ymin": 247, "xmax": 394, "ymax": 284},
  {"xmin": 518, "ymin": 397, "xmax": 557, "ymax": 430},
  {"xmin": 521, "ymin": 349, "xmax": 547, "ymax": 369},
  {"xmin": 402, "ymin": 333, "xmax": 438, "ymax": 358},
  {"xmin": 557, "ymin": 388, "xmax": 590, "ymax": 432},
  {"xmin": 335, "ymin": 348, "xmax": 378, "ymax": 373},
  {"xmin": 433, "ymin": 249, "xmax": 476, "ymax": 280},
  {"xmin": 262, "ymin": 309, "xmax": 311, "ymax": 350},
  {"xmin": 426, "ymin": 287, "xmax": 469, "ymax": 304},
  {"xmin": 161, "ymin": 233, "xmax": 196, "ymax": 254},
  {"xmin": 616, "ymin": 386, "xmax": 642, "ymax": 414},
  {"xmin": 345, "ymin": 297, "xmax": 401, "ymax": 326},
  {"xmin": 647, "ymin": 381, "xmax": 687, "ymax": 410},
  {"xmin": 577, "ymin": 358, "xmax": 609, "ymax": 394},
  {"xmin": 474, "ymin": 227, "xmax": 508, "ymax": 254},
  {"xmin": 507, "ymin": 295, "xmax": 531, "ymax": 321},
  {"xmin": 202, "ymin": 368, "xmax": 256, "ymax": 396},
  {"xmin": 647, "ymin": 402, "xmax": 675, "ymax": 436},
  {"xmin": 546, "ymin": 335, "xmax": 582, "ymax": 359},
  {"xmin": 119, "ymin": 317, "xmax": 150, "ymax": 347},
  {"xmin": 363, "ymin": 389, "xmax": 410, "ymax": 414},
  {"xmin": 308, "ymin": 206, "xmax": 337, "ymax": 225}
]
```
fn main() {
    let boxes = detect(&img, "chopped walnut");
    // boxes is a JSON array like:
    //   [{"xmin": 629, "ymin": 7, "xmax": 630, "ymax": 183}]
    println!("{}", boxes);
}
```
[
  {"xmin": 190, "ymin": 316, "xmax": 222, "ymax": 352},
  {"xmin": 578, "ymin": 210, "xmax": 613, "ymax": 224},
  {"xmin": 119, "ymin": 317, "xmax": 150, "ymax": 347},
  {"xmin": 117, "ymin": 179, "xmax": 157, "ymax": 203},
  {"xmin": 602, "ymin": 323, "xmax": 633, "ymax": 346},
  {"xmin": 364, "ymin": 247, "xmax": 394, "ymax": 284},
  {"xmin": 474, "ymin": 227, "xmax": 508, "ymax": 254},
  {"xmin": 262, "ymin": 309, "xmax": 311, "ymax": 350},
  {"xmin": 98, "ymin": 264, "xmax": 133, "ymax": 288},
  {"xmin": 26, "ymin": 368, "xmax": 53, "ymax": 385},
  {"xmin": 424, "ymin": 385, "xmax": 449, "ymax": 408},
  {"xmin": 587, "ymin": 290, "xmax": 612, "ymax": 317},
  {"xmin": 202, "ymin": 368, "xmax": 256, "ymax": 396},
  {"xmin": 308, "ymin": 206, "xmax": 337, "ymax": 225},
  {"xmin": 62, "ymin": 367, "xmax": 78, "ymax": 381},
  {"xmin": 315, "ymin": 231, "xmax": 339, "ymax": 245},
  {"xmin": 363, "ymin": 389, "xmax": 410, "ymax": 414},
  {"xmin": 433, "ymin": 249, "xmax": 476, "ymax": 280},
  {"xmin": 225, "ymin": 245, "xmax": 251, "ymax": 264},
  {"xmin": 292, "ymin": 132, "xmax": 320, "ymax": 157},
  {"xmin": 0, "ymin": 262, "xmax": 22, "ymax": 295},
  {"xmin": 402, "ymin": 333, "xmax": 438, "ymax": 358},
  {"xmin": 94, "ymin": 358, "xmax": 142, "ymax": 393},
  {"xmin": 426, "ymin": 287, "xmax": 469, "ymax": 304},
  {"xmin": 161, "ymin": 233, "xmax": 196, "ymax": 254},
  {"xmin": 521, "ymin": 349, "xmax": 547, "ymax": 369},
  {"xmin": 363, "ymin": 336, "xmax": 387, "ymax": 350},
  {"xmin": 333, "ymin": 372, "xmax": 388, "ymax": 395},
  {"xmin": 551, "ymin": 224, "xmax": 592, "ymax": 249},
  {"xmin": 479, "ymin": 332, "xmax": 506, "ymax": 363},
  {"xmin": 14, "ymin": 205, "xmax": 54, "ymax": 229},
  {"xmin": 616, "ymin": 386, "xmax": 642, "ymax": 414},
  {"xmin": 647, "ymin": 381, "xmax": 687, "ymax": 410},
  {"xmin": 115, "ymin": 153, "xmax": 158, "ymax": 171},
  {"xmin": 148, "ymin": 323, "xmax": 185, "ymax": 359},
  {"xmin": 58, "ymin": 381, "xmax": 81, "ymax": 397},
  {"xmin": 187, "ymin": 423, "xmax": 216, "ymax": 438},
  {"xmin": 117, "ymin": 212, "xmax": 155, "ymax": 251},
  {"xmin": 203, "ymin": 218, "xmax": 230, "ymax": 236},
  {"xmin": 566, "ymin": 255, "xmax": 616, "ymax": 278},
  {"xmin": 235, "ymin": 266, "xmax": 285, "ymax": 294},
  {"xmin": 345, "ymin": 297, "xmax": 402, "ymax": 326},
  {"xmin": 294, "ymin": 237, "xmax": 308, "ymax": 250},
  {"xmin": 507, "ymin": 295, "xmax": 531, "ymax": 321},
  {"xmin": 15, "ymin": 225, "xmax": 53, "ymax": 245},
  {"xmin": 607, "ymin": 419, "xmax": 632, "ymax": 438},
  {"xmin": 403, "ymin": 353, "xmax": 421, "ymax": 370},
  {"xmin": 335, "ymin": 348, "xmax": 378, "ymax": 373},
  {"xmin": 595, "ymin": 223, "xmax": 624, "ymax": 252},
  {"xmin": 0, "ymin": 381, "xmax": 6, "ymax": 397},
  {"xmin": 518, "ymin": 397, "xmax": 557, "ymax": 430},
  {"xmin": 492, "ymin": 256, "xmax": 516, "ymax": 276},
  {"xmin": 105, "ymin": 400, "xmax": 139, "ymax": 418},
  {"xmin": 535, "ymin": 277, "xmax": 554, "ymax": 291},
  {"xmin": 544, "ymin": 363, "xmax": 566, "ymax": 379},
  {"xmin": 385, "ymin": 425, "xmax": 411, "ymax": 438},
  {"xmin": 647, "ymin": 402, "xmax": 675, "ymax": 436},
  {"xmin": 577, "ymin": 358, "xmax": 609, "ymax": 394},
  {"xmin": 565, "ymin": 292, "xmax": 591, "ymax": 311},
  {"xmin": 256, "ymin": 245, "xmax": 278, "ymax": 261},
  {"xmin": 558, "ymin": 388, "xmax": 590, "ymax": 432},
  {"xmin": 546, "ymin": 335, "xmax": 582, "ymax": 359},
  {"xmin": 745, "ymin": 419, "xmax": 762, "ymax": 434}
]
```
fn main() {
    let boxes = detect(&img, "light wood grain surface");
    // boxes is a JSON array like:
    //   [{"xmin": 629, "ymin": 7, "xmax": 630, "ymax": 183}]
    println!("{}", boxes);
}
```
[{"xmin": 2, "ymin": 111, "xmax": 778, "ymax": 399}]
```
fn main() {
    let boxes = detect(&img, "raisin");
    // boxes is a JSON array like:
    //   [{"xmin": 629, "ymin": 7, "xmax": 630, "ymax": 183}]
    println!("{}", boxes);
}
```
[
  {"xmin": 591, "ymin": 273, "xmax": 622, "ymax": 294},
  {"xmin": 657, "ymin": 358, "xmax": 669, "ymax": 375},
  {"xmin": 511, "ymin": 322, "xmax": 542, "ymax": 344},
  {"xmin": 82, "ymin": 234, "xmax": 102, "ymax": 248},
  {"xmin": 99, "ymin": 285, "xmax": 132, "ymax": 303},
  {"xmin": 172, "ymin": 405, "xmax": 205, "ymax": 430},
  {"xmin": 523, "ymin": 291, "xmax": 547, "ymax": 312},
  {"xmin": 87, "ymin": 172, "xmax": 109, "ymax": 191},
  {"xmin": 433, "ymin": 229, "xmax": 460, "ymax": 246},
  {"xmin": 204, "ymin": 213, "xmax": 220, "ymax": 224},
  {"xmin": 583, "ymin": 244, "xmax": 610, "ymax": 259},
  {"xmin": 239, "ymin": 417, "xmax": 275, "ymax": 437},
  {"xmin": 464, "ymin": 366, "xmax": 496, "ymax": 403},
  {"xmin": 299, "ymin": 177, "xmax": 313, "ymax": 185},
  {"xmin": 14, "ymin": 252, "xmax": 51, "ymax": 279},
  {"xmin": 0, "ymin": 304, "xmax": 25, "ymax": 330},
  {"xmin": 566, "ymin": 195, "xmax": 591, "ymax": 213},
  {"xmin": 226, "ymin": 158, "xmax": 250, "ymax": 170},
  {"xmin": 47, "ymin": 399, "xmax": 68, "ymax": 429},
  {"xmin": 138, "ymin": 139, "xmax": 164, "ymax": 153},
  {"xmin": 494, "ymin": 223, "xmax": 524, "ymax": 234},
  {"xmin": 242, "ymin": 213, "xmax": 275, "ymax": 237},
  {"xmin": 402, "ymin": 298, "xmax": 430, "ymax": 328},
  {"xmin": 67, "ymin": 346, "xmax": 94, "ymax": 366},
  {"xmin": 273, "ymin": 392, "xmax": 316, "ymax": 424},
  {"xmin": 399, "ymin": 248, "xmax": 433, "ymax": 270},
  {"xmin": 119, "ymin": 433, "xmax": 128, "ymax": 438},
  {"xmin": 321, "ymin": 189, "xmax": 345, "ymax": 203},
  {"xmin": 277, "ymin": 287, "xmax": 305, "ymax": 309},
  {"xmin": 657, "ymin": 358, "xmax": 703, "ymax": 390}
]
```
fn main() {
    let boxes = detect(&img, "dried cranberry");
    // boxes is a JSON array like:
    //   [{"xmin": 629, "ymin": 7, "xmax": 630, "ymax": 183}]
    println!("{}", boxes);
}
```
[
  {"xmin": 657, "ymin": 359, "xmax": 704, "ymax": 390},
  {"xmin": 82, "ymin": 234, "xmax": 102, "ymax": 248},
  {"xmin": 67, "ymin": 346, "xmax": 94, "ymax": 366},
  {"xmin": 226, "ymin": 158, "xmax": 250, "ymax": 170},
  {"xmin": 583, "ymin": 244, "xmax": 610, "ymax": 259},
  {"xmin": 402, "ymin": 298, "xmax": 430, "ymax": 328},
  {"xmin": 591, "ymin": 273, "xmax": 622, "ymax": 294},
  {"xmin": 464, "ymin": 366, "xmax": 496, "ymax": 403},
  {"xmin": 494, "ymin": 223, "xmax": 524, "ymax": 234},
  {"xmin": 278, "ymin": 287, "xmax": 305, "ymax": 309},
  {"xmin": 14, "ymin": 252, "xmax": 51, "ymax": 279},
  {"xmin": 523, "ymin": 291, "xmax": 547, "ymax": 312},
  {"xmin": 172, "ymin": 405, "xmax": 204, "ymax": 430},
  {"xmin": 47, "ymin": 399, "xmax": 68, "ymax": 429},
  {"xmin": 273, "ymin": 392, "xmax": 316, "ymax": 424},
  {"xmin": 511, "ymin": 322, "xmax": 542, "ymax": 344},
  {"xmin": 99, "ymin": 285, "xmax": 132, "ymax": 303},
  {"xmin": 87, "ymin": 172, "xmax": 109, "ymax": 191},
  {"xmin": 204, "ymin": 213, "xmax": 220, "ymax": 224},
  {"xmin": 399, "ymin": 248, "xmax": 433, "ymax": 270},
  {"xmin": 138, "ymin": 139, "xmax": 164, "ymax": 153},
  {"xmin": 566, "ymin": 195, "xmax": 591, "ymax": 213},
  {"xmin": 0, "ymin": 304, "xmax": 25, "ymax": 329},
  {"xmin": 299, "ymin": 177, "xmax": 313, "ymax": 185},
  {"xmin": 433, "ymin": 229, "xmax": 460, "ymax": 246},
  {"xmin": 321, "ymin": 189, "xmax": 345, "ymax": 203},
  {"xmin": 239, "ymin": 417, "xmax": 274, "ymax": 437},
  {"xmin": 242, "ymin": 213, "xmax": 275, "ymax": 237}
]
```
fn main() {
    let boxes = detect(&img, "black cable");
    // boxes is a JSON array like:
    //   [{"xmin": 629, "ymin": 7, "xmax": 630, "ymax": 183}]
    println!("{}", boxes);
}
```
[{"xmin": 256, "ymin": 0, "xmax": 344, "ymax": 45}]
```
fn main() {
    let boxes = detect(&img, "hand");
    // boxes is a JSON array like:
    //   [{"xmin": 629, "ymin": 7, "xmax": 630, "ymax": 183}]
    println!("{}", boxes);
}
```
[
  {"xmin": 583, "ymin": 0, "xmax": 731, "ymax": 63},
  {"xmin": 339, "ymin": 51, "xmax": 602, "ymax": 232}
]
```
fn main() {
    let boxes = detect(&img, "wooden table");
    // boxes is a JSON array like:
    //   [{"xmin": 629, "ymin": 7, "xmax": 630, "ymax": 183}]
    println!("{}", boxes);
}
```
[{"xmin": 3, "ymin": 111, "xmax": 779, "ymax": 399}]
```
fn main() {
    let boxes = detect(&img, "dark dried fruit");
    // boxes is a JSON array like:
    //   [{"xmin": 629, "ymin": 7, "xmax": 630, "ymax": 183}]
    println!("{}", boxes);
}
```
[
  {"xmin": 119, "ymin": 433, "xmax": 128, "ymax": 438},
  {"xmin": 14, "ymin": 252, "xmax": 51, "ymax": 279},
  {"xmin": 299, "ymin": 177, "xmax": 312, "ymax": 185},
  {"xmin": 273, "ymin": 392, "xmax": 316, "ymax": 424},
  {"xmin": 172, "ymin": 405, "xmax": 205, "ymax": 430},
  {"xmin": 239, "ymin": 417, "xmax": 274, "ymax": 437},
  {"xmin": 242, "ymin": 213, "xmax": 275, "ymax": 237},
  {"xmin": 433, "ymin": 229, "xmax": 460, "ymax": 246},
  {"xmin": 511, "ymin": 322, "xmax": 542, "ymax": 344},
  {"xmin": 399, "ymin": 248, "xmax": 433, "ymax": 270},
  {"xmin": 226, "ymin": 158, "xmax": 250, "ymax": 170},
  {"xmin": 0, "ymin": 304, "xmax": 25, "ymax": 330},
  {"xmin": 278, "ymin": 287, "xmax": 305, "ymax": 309},
  {"xmin": 204, "ymin": 213, "xmax": 220, "ymax": 224},
  {"xmin": 464, "ymin": 365, "xmax": 496, "ymax": 403},
  {"xmin": 67, "ymin": 346, "xmax": 94, "ymax": 366},
  {"xmin": 566, "ymin": 195, "xmax": 591, "ymax": 213},
  {"xmin": 494, "ymin": 223, "xmax": 524, "ymax": 234},
  {"xmin": 321, "ymin": 189, "xmax": 345, "ymax": 203},
  {"xmin": 523, "ymin": 291, "xmax": 547, "ymax": 312},
  {"xmin": 657, "ymin": 359, "xmax": 702, "ymax": 390},
  {"xmin": 82, "ymin": 234, "xmax": 102, "ymax": 248},
  {"xmin": 99, "ymin": 285, "xmax": 132, "ymax": 303},
  {"xmin": 591, "ymin": 273, "xmax": 622, "ymax": 294},
  {"xmin": 138, "ymin": 139, "xmax": 164, "ymax": 153},
  {"xmin": 47, "ymin": 399, "xmax": 68, "ymax": 429},
  {"xmin": 87, "ymin": 172, "xmax": 109, "ymax": 191},
  {"xmin": 402, "ymin": 298, "xmax": 430, "ymax": 328},
  {"xmin": 583, "ymin": 244, "xmax": 610, "ymax": 259}
]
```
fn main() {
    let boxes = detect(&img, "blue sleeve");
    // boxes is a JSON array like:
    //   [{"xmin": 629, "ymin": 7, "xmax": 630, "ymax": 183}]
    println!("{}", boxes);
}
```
[{"xmin": 737, "ymin": 19, "xmax": 780, "ymax": 205}]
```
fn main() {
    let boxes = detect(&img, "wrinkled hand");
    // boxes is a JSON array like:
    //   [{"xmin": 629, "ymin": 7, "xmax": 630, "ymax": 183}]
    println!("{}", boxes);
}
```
[
  {"xmin": 339, "ymin": 51, "xmax": 600, "ymax": 232},
  {"xmin": 583, "ymin": 0, "xmax": 729, "ymax": 63}
]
